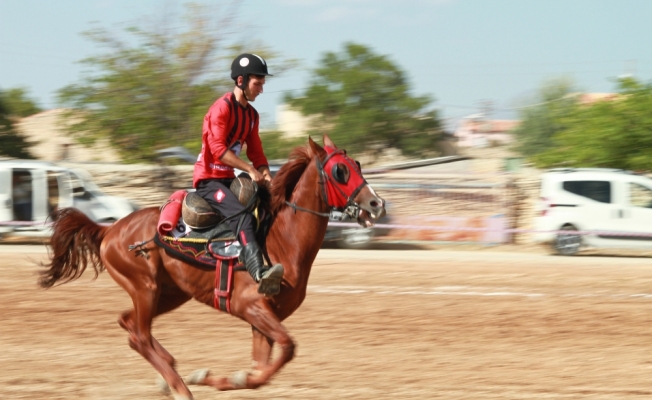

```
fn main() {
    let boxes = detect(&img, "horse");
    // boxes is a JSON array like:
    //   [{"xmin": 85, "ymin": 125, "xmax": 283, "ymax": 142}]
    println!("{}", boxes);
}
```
[{"xmin": 39, "ymin": 135, "xmax": 386, "ymax": 400}]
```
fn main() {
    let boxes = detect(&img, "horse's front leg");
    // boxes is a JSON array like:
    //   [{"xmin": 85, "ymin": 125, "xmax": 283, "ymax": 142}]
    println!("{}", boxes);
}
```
[
  {"xmin": 251, "ymin": 326, "xmax": 274, "ymax": 375},
  {"xmin": 191, "ymin": 301, "xmax": 295, "ymax": 391}
]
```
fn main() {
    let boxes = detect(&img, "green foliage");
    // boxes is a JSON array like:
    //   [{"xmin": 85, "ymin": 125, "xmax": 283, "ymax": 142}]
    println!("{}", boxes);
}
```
[
  {"xmin": 512, "ymin": 77, "xmax": 578, "ymax": 158},
  {"xmin": 256, "ymin": 130, "xmax": 305, "ymax": 161},
  {"xmin": 284, "ymin": 42, "xmax": 442, "ymax": 160},
  {"xmin": 0, "ymin": 87, "xmax": 42, "ymax": 118},
  {"xmin": 56, "ymin": 2, "xmax": 284, "ymax": 163},
  {"xmin": 0, "ymin": 89, "xmax": 34, "ymax": 159},
  {"xmin": 534, "ymin": 77, "xmax": 652, "ymax": 171}
]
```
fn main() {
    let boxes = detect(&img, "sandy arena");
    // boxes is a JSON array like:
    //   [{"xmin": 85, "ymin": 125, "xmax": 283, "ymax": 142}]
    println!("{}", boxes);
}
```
[{"xmin": 0, "ymin": 245, "xmax": 650, "ymax": 399}]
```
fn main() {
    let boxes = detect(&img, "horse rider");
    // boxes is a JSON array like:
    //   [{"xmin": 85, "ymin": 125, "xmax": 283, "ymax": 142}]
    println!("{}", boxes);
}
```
[{"xmin": 192, "ymin": 53, "xmax": 284, "ymax": 296}]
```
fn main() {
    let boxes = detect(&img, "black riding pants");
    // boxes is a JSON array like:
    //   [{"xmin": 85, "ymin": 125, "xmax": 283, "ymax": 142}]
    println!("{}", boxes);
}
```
[{"xmin": 195, "ymin": 179, "xmax": 256, "ymax": 246}]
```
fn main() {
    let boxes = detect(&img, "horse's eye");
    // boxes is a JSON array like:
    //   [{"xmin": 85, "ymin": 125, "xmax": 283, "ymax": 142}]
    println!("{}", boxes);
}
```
[{"xmin": 331, "ymin": 163, "xmax": 350, "ymax": 184}]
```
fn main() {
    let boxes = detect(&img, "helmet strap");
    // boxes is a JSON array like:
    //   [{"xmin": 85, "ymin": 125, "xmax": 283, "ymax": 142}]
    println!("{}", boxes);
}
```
[{"xmin": 237, "ymin": 75, "xmax": 250, "ymax": 102}]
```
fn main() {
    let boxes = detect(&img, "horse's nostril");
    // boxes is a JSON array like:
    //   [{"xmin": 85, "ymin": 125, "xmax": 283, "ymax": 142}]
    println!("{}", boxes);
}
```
[{"xmin": 369, "ymin": 198, "xmax": 385, "ymax": 209}]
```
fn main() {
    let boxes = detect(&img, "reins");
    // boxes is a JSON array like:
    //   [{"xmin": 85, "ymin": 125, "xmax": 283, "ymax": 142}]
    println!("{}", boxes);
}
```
[{"xmin": 285, "ymin": 201, "xmax": 331, "ymax": 217}]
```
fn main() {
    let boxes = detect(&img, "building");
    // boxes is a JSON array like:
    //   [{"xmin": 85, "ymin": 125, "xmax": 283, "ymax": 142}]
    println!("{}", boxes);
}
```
[
  {"xmin": 14, "ymin": 109, "xmax": 121, "ymax": 163},
  {"xmin": 454, "ymin": 114, "xmax": 520, "ymax": 148},
  {"xmin": 275, "ymin": 104, "xmax": 316, "ymax": 139}
]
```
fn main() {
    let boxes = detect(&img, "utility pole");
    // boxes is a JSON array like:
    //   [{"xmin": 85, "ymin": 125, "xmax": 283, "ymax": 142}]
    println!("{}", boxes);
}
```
[
  {"xmin": 479, "ymin": 99, "xmax": 494, "ymax": 120},
  {"xmin": 478, "ymin": 99, "xmax": 494, "ymax": 136}
]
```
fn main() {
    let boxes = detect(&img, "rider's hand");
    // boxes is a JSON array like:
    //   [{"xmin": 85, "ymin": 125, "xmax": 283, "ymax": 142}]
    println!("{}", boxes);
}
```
[
  {"xmin": 249, "ymin": 168, "xmax": 265, "ymax": 184},
  {"xmin": 262, "ymin": 171, "xmax": 273, "ymax": 189}
]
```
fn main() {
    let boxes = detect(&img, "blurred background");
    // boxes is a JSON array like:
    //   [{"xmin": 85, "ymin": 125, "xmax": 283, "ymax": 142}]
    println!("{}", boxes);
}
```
[{"xmin": 3, "ymin": 0, "xmax": 652, "ymax": 253}]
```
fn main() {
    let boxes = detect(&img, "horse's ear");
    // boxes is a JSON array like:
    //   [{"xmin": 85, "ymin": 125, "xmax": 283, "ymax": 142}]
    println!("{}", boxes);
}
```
[
  {"xmin": 308, "ymin": 136, "xmax": 327, "ymax": 159},
  {"xmin": 323, "ymin": 134, "xmax": 337, "ymax": 149}
]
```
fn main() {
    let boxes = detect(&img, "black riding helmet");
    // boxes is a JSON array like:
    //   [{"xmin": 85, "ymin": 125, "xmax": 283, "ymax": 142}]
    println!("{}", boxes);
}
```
[{"xmin": 231, "ymin": 54, "xmax": 272, "ymax": 99}]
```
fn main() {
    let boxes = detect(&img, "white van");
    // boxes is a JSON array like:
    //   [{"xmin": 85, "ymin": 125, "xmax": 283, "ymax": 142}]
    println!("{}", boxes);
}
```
[
  {"xmin": 0, "ymin": 160, "xmax": 137, "ymax": 240},
  {"xmin": 533, "ymin": 168, "xmax": 652, "ymax": 255}
]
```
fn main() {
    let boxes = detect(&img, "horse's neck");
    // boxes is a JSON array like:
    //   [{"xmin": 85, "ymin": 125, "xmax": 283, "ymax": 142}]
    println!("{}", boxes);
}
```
[{"xmin": 269, "ymin": 164, "xmax": 329, "ymax": 283}]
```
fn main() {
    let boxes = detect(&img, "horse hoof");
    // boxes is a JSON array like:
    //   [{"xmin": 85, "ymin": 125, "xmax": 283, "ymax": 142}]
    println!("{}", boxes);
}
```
[
  {"xmin": 231, "ymin": 370, "xmax": 249, "ymax": 388},
  {"xmin": 185, "ymin": 368, "xmax": 210, "ymax": 385},
  {"xmin": 172, "ymin": 393, "xmax": 193, "ymax": 400},
  {"xmin": 156, "ymin": 374, "xmax": 171, "ymax": 395}
]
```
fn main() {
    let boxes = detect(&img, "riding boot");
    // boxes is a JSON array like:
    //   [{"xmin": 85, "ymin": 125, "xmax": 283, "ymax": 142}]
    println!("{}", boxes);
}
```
[{"xmin": 241, "ymin": 242, "xmax": 284, "ymax": 296}]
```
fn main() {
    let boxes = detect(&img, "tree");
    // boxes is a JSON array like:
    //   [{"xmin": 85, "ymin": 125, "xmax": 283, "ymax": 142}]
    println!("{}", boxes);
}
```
[
  {"xmin": 0, "ymin": 90, "xmax": 33, "ymax": 158},
  {"xmin": 0, "ymin": 87, "xmax": 42, "ymax": 118},
  {"xmin": 284, "ymin": 42, "xmax": 443, "ymax": 160},
  {"xmin": 255, "ymin": 130, "xmax": 305, "ymax": 161},
  {"xmin": 511, "ymin": 77, "xmax": 579, "ymax": 158},
  {"xmin": 534, "ymin": 77, "xmax": 652, "ymax": 171},
  {"xmin": 57, "ymin": 2, "xmax": 286, "ymax": 162}
]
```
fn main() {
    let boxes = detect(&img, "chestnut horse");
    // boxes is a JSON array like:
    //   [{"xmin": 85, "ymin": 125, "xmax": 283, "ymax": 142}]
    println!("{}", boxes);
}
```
[{"xmin": 39, "ymin": 136, "xmax": 385, "ymax": 400}]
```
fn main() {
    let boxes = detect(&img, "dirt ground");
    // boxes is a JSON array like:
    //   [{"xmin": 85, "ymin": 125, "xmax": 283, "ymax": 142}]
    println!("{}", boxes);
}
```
[{"xmin": 0, "ymin": 245, "xmax": 651, "ymax": 399}]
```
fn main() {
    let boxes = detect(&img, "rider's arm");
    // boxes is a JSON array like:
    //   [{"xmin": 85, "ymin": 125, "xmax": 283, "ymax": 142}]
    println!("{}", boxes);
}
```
[
  {"xmin": 220, "ymin": 150, "xmax": 262, "ymax": 180},
  {"xmin": 245, "ymin": 115, "xmax": 271, "ymax": 183},
  {"xmin": 204, "ymin": 100, "xmax": 231, "ymax": 162}
]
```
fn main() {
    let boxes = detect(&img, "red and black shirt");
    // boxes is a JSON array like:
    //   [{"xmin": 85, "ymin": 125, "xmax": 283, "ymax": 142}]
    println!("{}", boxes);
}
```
[{"xmin": 193, "ymin": 92, "xmax": 269, "ymax": 187}]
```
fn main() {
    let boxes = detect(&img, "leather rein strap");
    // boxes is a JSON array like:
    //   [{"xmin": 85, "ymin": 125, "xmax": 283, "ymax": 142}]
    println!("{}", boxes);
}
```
[{"xmin": 285, "ymin": 201, "xmax": 331, "ymax": 217}]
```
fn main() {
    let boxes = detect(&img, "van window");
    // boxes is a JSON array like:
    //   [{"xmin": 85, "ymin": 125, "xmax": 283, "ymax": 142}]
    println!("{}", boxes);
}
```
[
  {"xmin": 12, "ymin": 170, "xmax": 33, "ymax": 221},
  {"xmin": 562, "ymin": 180, "xmax": 611, "ymax": 203},
  {"xmin": 47, "ymin": 171, "xmax": 60, "ymax": 215},
  {"xmin": 628, "ymin": 182, "xmax": 652, "ymax": 208}
]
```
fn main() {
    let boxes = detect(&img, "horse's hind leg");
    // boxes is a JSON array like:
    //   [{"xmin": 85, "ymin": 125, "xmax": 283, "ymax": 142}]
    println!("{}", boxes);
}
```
[
  {"xmin": 118, "ymin": 291, "xmax": 191, "ymax": 369},
  {"xmin": 107, "ymin": 261, "xmax": 193, "ymax": 400},
  {"xmin": 130, "ymin": 289, "xmax": 194, "ymax": 399}
]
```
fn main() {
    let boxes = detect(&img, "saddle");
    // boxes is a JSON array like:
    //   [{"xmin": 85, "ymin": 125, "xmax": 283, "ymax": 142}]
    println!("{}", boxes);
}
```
[
  {"xmin": 153, "ymin": 179, "xmax": 272, "ymax": 313},
  {"xmin": 181, "ymin": 177, "xmax": 257, "ymax": 230},
  {"xmin": 156, "ymin": 177, "xmax": 262, "ymax": 256}
]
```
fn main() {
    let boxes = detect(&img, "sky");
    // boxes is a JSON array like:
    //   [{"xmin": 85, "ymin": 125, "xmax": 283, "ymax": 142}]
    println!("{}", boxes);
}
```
[{"xmin": 2, "ymin": 0, "xmax": 652, "ymax": 131}]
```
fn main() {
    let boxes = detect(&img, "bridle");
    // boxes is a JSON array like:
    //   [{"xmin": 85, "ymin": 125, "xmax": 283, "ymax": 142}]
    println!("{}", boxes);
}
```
[{"xmin": 285, "ymin": 146, "xmax": 367, "ymax": 221}]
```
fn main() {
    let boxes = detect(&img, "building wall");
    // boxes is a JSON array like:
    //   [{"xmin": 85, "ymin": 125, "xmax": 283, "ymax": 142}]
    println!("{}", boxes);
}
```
[
  {"xmin": 454, "ymin": 117, "xmax": 519, "ymax": 148},
  {"xmin": 275, "ymin": 104, "xmax": 314, "ymax": 139},
  {"xmin": 14, "ymin": 109, "xmax": 122, "ymax": 163}
]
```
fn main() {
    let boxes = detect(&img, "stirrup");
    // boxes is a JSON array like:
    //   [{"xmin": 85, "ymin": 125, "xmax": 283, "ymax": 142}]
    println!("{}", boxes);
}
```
[{"xmin": 257, "ymin": 264, "xmax": 284, "ymax": 296}]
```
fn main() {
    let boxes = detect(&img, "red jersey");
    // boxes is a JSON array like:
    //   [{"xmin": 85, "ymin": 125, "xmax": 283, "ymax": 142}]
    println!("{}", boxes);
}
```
[{"xmin": 193, "ymin": 92, "xmax": 269, "ymax": 187}]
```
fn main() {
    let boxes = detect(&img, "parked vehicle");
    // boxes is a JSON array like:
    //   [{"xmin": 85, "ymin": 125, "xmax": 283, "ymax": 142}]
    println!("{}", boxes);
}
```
[
  {"xmin": 324, "ymin": 209, "xmax": 391, "ymax": 249},
  {"xmin": 155, "ymin": 146, "xmax": 198, "ymax": 164},
  {"xmin": 0, "ymin": 160, "xmax": 137, "ymax": 240},
  {"xmin": 533, "ymin": 168, "xmax": 652, "ymax": 255},
  {"xmin": 68, "ymin": 168, "xmax": 138, "ymax": 223}
]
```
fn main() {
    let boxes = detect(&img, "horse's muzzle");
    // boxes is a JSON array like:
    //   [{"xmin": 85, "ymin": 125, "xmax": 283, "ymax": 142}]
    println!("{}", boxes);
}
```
[{"xmin": 355, "ymin": 186, "xmax": 386, "ymax": 227}]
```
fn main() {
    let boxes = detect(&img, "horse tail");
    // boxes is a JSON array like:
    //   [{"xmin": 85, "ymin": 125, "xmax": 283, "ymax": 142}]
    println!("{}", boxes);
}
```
[{"xmin": 39, "ymin": 208, "xmax": 108, "ymax": 289}]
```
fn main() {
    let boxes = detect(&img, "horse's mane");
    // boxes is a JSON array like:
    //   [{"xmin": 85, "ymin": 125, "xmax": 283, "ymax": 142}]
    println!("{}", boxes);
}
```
[{"xmin": 268, "ymin": 145, "xmax": 312, "ymax": 215}]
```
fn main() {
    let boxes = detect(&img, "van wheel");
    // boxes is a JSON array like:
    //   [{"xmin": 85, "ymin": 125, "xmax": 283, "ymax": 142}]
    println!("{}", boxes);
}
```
[
  {"xmin": 553, "ymin": 225, "xmax": 581, "ymax": 256},
  {"xmin": 338, "ymin": 228, "xmax": 374, "ymax": 249}
]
